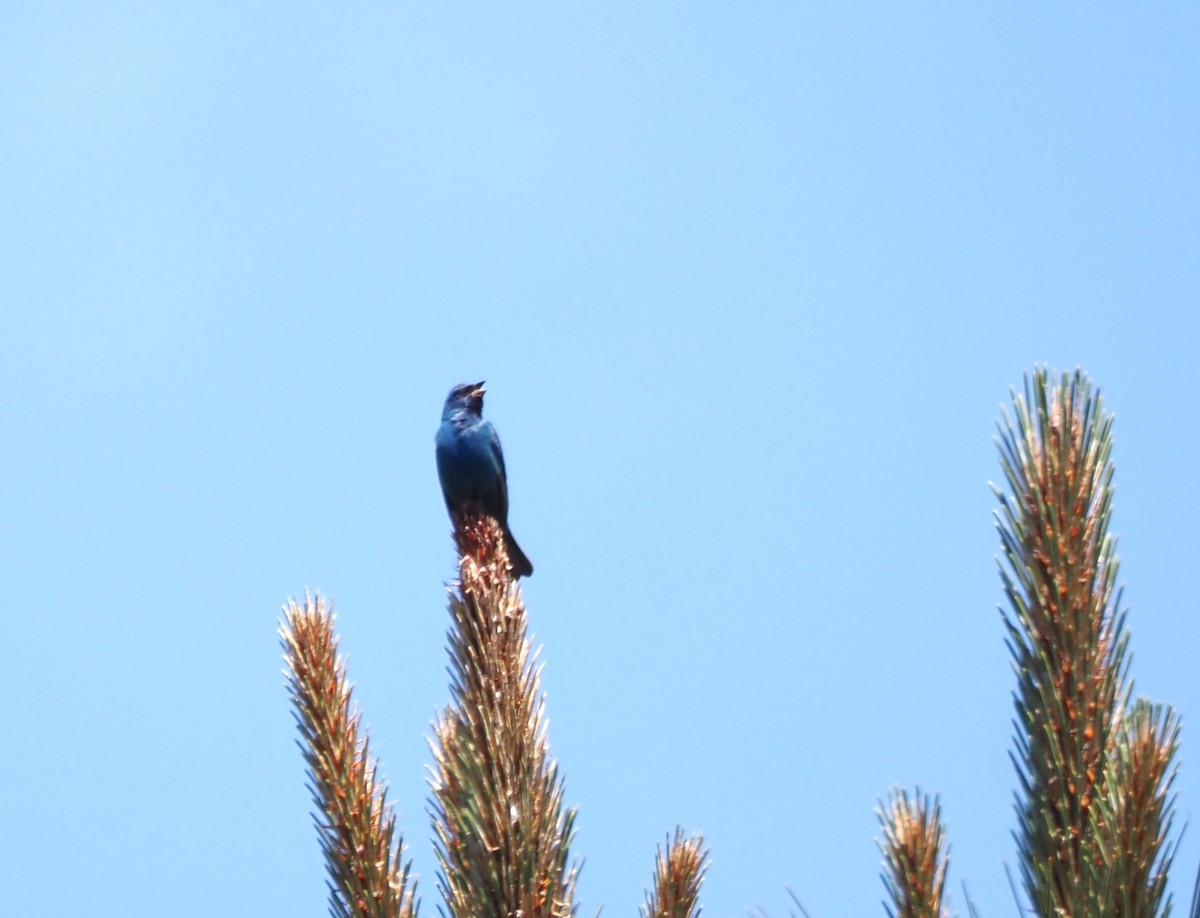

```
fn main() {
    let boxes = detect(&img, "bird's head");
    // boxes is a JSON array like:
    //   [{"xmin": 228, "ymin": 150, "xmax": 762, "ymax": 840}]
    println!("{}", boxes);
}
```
[{"xmin": 443, "ymin": 381, "xmax": 486, "ymax": 418}]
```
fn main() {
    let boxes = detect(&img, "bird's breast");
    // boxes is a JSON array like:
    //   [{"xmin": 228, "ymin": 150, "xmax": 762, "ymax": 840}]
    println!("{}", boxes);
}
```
[{"xmin": 436, "ymin": 422, "xmax": 501, "ymax": 506}]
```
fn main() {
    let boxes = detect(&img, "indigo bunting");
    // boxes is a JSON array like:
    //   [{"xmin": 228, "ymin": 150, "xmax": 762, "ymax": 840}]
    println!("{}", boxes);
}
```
[{"xmin": 435, "ymin": 382, "xmax": 534, "ymax": 578}]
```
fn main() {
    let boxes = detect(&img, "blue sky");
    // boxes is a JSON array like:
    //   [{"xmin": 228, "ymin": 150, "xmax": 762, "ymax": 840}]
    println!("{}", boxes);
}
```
[{"xmin": 2, "ymin": 4, "xmax": 1198, "ymax": 916}]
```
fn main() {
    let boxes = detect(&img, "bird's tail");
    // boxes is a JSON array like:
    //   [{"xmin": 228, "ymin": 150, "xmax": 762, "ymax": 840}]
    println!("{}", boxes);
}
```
[{"xmin": 503, "ymin": 528, "xmax": 534, "ymax": 579}]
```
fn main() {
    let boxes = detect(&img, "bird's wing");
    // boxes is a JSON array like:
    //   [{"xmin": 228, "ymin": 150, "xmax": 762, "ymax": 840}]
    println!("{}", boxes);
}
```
[{"xmin": 487, "ymin": 423, "xmax": 510, "ymax": 520}]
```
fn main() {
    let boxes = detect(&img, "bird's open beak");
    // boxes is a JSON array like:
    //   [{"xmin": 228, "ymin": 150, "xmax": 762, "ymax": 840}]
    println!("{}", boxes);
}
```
[{"xmin": 470, "ymin": 382, "xmax": 486, "ymax": 398}]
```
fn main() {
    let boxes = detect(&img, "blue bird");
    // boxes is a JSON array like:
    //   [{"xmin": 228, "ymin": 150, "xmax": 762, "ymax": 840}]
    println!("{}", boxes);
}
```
[{"xmin": 435, "ymin": 382, "xmax": 534, "ymax": 578}]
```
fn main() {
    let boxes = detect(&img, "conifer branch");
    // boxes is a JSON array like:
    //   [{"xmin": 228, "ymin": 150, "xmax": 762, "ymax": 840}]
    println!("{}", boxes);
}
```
[
  {"xmin": 641, "ymin": 829, "xmax": 709, "ymax": 918},
  {"xmin": 430, "ymin": 509, "xmax": 578, "ymax": 918},
  {"xmin": 281, "ymin": 594, "xmax": 416, "ymax": 918},
  {"xmin": 993, "ymin": 368, "xmax": 1181, "ymax": 916},
  {"xmin": 1093, "ymin": 700, "xmax": 1180, "ymax": 916},
  {"xmin": 878, "ymin": 789, "xmax": 949, "ymax": 918},
  {"xmin": 995, "ymin": 369, "xmax": 1126, "ymax": 914}
]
